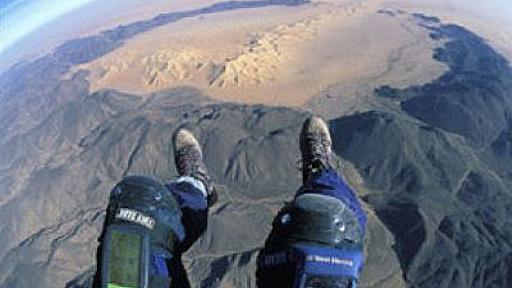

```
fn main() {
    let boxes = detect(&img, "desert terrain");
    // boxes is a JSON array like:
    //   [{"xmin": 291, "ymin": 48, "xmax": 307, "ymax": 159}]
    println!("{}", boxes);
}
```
[
  {"xmin": 72, "ymin": 0, "xmax": 447, "ymax": 106},
  {"xmin": 0, "ymin": 0, "xmax": 511, "ymax": 287}
]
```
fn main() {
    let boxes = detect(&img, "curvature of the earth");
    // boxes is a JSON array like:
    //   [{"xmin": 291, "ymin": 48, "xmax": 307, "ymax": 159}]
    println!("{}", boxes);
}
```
[{"xmin": 1, "ymin": 1, "xmax": 512, "ymax": 287}]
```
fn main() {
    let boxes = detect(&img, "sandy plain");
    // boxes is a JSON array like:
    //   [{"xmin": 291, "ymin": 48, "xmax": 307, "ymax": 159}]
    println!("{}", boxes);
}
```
[{"xmin": 71, "ymin": 0, "xmax": 448, "ymax": 106}]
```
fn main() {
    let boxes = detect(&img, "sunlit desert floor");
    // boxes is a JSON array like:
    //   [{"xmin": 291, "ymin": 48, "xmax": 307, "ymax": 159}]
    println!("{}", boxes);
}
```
[{"xmin": 71, "ymin": 0, "xmax": 448, "ymax": 106}]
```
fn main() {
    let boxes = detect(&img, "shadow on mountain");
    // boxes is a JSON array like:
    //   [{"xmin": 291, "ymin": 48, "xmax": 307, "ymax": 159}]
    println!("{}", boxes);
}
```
[
  {"xmin": 329, "ymin": 109, "xmax": 512, "ymax": 287},
  {"xmin": 376, "ymin": 15, "xmax": 512, "ymax": 147}
]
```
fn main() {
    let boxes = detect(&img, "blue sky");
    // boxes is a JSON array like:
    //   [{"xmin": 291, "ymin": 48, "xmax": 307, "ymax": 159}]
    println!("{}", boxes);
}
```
[{"xmin": 0, "ymin": 0, "xmax": 98, "ymax": 54}]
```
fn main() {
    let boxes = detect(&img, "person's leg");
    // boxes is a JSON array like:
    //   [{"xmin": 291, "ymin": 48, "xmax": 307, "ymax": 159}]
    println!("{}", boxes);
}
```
[
  {"xmin": 299, "ymin": 116, "xmax": 366, "ymax": 235},
  {"xmin": 299, "ymin": 169, "xmax": 366, "ymax": 236},
  {"xmin": 93, "ymin": 176, "xmax": 185, "ymax": 288},
  {"xmin": 164, "ymin": 177, "xmax": 207, "ymax": 288},
  {"xmin": 164, "ymin": 128, "xmax": 216, "ymax": 288},
  {"xmin": 257, "ymin": 116, "xmax": 367, "ymax": 288},
  {"xmin": 94, "ymin": 129, "xmax": 214, "ymax": 288},
  {"xmin": 166, "ymin": 176, "xmax": 208, "ymax": 251}
]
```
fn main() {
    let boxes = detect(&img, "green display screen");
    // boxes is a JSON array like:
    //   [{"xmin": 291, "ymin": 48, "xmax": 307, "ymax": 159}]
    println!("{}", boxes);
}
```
[{"xmin": 107, "ymin": 230, "xmax": 141, "ymax": 288}]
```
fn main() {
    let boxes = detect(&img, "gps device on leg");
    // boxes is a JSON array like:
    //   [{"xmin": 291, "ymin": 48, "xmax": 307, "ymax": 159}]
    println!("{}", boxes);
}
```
[
  {"xmin": 101, "ymin": 224, "xmax": 150, "ymax": 288},
  {"xmin": 94, "ymin": 176, "xmax": 186, "ymax": 288}
]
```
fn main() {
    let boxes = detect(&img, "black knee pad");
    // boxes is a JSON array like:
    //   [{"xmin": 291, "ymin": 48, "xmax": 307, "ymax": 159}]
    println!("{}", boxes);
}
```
[
  {"xmin": 257, "ymin": 194, "xmax": 364, "ymax": 288},
  {"xmin": 96, "ymin": 176, "xmax": 185, "ymax": 288},
  {"xmin": 272, "ymin": 193, "xmax": 363, "ymax": 248}
]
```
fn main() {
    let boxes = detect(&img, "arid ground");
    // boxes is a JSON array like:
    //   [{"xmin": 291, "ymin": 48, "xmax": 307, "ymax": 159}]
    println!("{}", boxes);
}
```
[{"xmin": 1, "ymin": 1, "xmax": 512, "ymax": 287}]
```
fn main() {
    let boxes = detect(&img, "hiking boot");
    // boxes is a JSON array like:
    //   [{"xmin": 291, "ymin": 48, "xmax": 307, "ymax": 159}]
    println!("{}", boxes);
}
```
[
  {"xmin": 173, "ymin": 129, "xmax": 217, "ymax": 206},
  {"xmin": 300, "ymin": 116, "xmax": 335, "ymax": 183}
]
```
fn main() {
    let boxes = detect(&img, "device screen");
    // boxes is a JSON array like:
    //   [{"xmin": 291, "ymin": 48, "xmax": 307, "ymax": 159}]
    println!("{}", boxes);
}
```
[{"xmin": 107, "ymin": 229, "xmax": 142, "ymax": 288}]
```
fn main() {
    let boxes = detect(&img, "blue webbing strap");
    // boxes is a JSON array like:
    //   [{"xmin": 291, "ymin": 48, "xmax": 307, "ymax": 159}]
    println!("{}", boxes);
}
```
[
  {"xmin": 259, "ymin": 244, "xmax": 363, "ymax": 287},
  {"xmin": 150, "ymin": 253, "xmax": 170, "ymax": 277},
  {"xmin": 293, "ymin": 244, "xmax": 363, "ymax": 279}
]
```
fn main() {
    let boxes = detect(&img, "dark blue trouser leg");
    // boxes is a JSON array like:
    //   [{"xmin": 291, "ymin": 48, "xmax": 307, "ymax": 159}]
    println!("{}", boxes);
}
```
[
  {"xmin": 298, "ymin": 169, "xmax": 366, "ymax": 235},
  {"xmin": 257, "ymin": 169, "xmax": 367, "ymax": 288},
  {"xmin": 164, "ymin": 179, "xmax": 208, "ymax": 288},
  {"xmin": 166, "ymin": 179, "xmax": 208, "ymax": 252}
]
